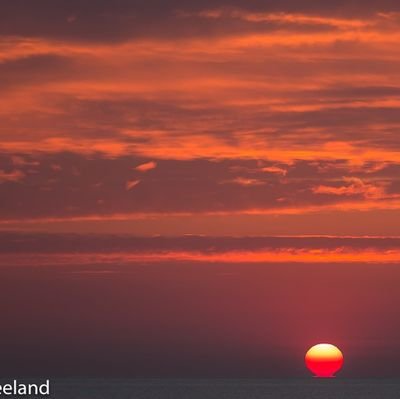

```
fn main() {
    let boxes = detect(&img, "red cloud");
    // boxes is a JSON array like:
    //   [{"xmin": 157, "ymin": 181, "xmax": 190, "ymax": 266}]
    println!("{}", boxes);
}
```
[{"xmin": 312, "ymin": 177, "xmax": 400, "ymax": 200}]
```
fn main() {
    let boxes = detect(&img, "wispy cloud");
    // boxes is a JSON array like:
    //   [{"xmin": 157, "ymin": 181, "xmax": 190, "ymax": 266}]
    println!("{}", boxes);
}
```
[
  {"xmin": 312, "ymin": 177, "xmax": 400, "ymax": 200},
  {"xmin": 2, "ymin": 233, "xmax": 400, "ymax": 265},
  {"xmin": 1, "ymin": 2, "xmax": 400, "ymax": 231},
  {"xmin": 135, "ymin": 161, "xmax": 157, "ymax": 172},
  {"xmin": 125, "ymin": 179, "xmax": 140, "ymax": 191},
  {"xmin": 0, "ymin": 169, "xmax": 24, "ymax": 183},
  {"xmin": 181, "ymin": 8, "xmax": 374, "ymax": 29}
]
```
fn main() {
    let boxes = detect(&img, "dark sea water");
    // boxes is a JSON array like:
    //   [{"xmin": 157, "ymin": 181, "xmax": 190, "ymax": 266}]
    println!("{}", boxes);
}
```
[{"xmin": 50, "ymin": 379, "xmax": 400, "ymax": 399}]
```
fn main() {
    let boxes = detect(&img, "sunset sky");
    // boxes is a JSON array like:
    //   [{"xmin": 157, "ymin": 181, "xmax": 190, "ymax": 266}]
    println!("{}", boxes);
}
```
[{"xmin": 1, "ymin": 0, "xmax": 400, "ymax": 378}]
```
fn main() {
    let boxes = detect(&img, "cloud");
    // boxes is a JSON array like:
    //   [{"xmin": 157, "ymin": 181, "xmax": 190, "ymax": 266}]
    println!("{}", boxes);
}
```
[
  {"xmin": 261, "ymin": 166, "xmax": 288, "ymax": 176},
  {"xmin": 182, "ymin": 8, "xmax": 373, "ymax": 29},
  {"xmin": 221, "ymin": 177, "xmax": 266, "ymax": 186},
  {"xmin": 3, "ymin": 248, "xmax": 400, "ymax": 266},
  {"xmin": 0, "ymin": 153, "xmax": 399, "ymax": 223},
  {"xmin": 1, "ymin": 1, "xmax": 400, "ymax": 230},
  {"xmin": 312, "ymin": 177, "xmax": 400, "ymax": 200},
  {"xmin": 0, "ymin": 169, "xmax": 25, "ymax": 183},
  {"xmin": 1, "ymin": 11, "xmax": 400, "ymax": 166},
  {"xmin": 11, "ymin": 155, "xmax": 40, "ymax": 167},
  {"xmin": 135, "ymin": 161, "xmax": 157, "ymax": 172},
  {"xmin": 3, "ymin": 231, "xmax": 400, "ymax": 252},
  {"xmin": 2, "ymin": 232, "xmax": 400, "ymax": 265},
  {"xmin": 2, "ymin": 1, "xmax": 400, "ymax": 43},
  {"xmin": 125, "ymin": 179, "xmax": 140, "ymax": 191}
]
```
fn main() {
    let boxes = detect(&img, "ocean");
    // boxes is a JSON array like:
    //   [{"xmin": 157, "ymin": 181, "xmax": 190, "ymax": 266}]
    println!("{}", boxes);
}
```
[{"xmin": 50, "ymin": 379, "xmax": 400, "ymax": 399}]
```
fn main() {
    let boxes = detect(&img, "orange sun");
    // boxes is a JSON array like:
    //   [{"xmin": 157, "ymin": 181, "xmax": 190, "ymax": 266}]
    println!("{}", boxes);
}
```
[{"xmin": 305, "ymin": 343, "xmax": 344, "ymax": 377}]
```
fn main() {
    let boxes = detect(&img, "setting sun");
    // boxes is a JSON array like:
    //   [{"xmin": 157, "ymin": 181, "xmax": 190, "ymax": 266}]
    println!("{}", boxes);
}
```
[{"xmin": 305, "ymin": 344, "xmax": 344, "ymax": 377}]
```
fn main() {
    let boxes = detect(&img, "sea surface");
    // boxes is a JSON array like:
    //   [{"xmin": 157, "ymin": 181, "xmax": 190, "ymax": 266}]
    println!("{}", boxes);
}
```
[{"xmin": 49, "ymin": 379, "xmax": 400, "ymax": 399}]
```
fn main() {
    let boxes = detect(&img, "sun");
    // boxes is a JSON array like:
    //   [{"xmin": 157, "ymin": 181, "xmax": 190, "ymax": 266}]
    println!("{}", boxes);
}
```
[{"xmin": 305, "ymin": 343, "xmax": 344, "ymax": 377}]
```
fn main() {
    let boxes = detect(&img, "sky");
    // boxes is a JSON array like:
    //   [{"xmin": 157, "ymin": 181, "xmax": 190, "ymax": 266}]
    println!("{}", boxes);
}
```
[{"xmin": 1, "ymin": 0, "xmax": 400, "ymax": 378}]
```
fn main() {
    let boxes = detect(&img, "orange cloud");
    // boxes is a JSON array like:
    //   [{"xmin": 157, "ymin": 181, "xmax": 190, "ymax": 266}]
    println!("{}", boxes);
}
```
[
  {"xmin": 1, "ymin": 6, "xmax": 400, "ymax": 229},
  {"xmin": 125, "ymin": 179, "xmax": 140, "ymax": 191},
  {"xmin": 221, "ymin": 177, "xmax": 266, "ymax": 186},
  {"xmin": 2, "ymin": 248, "xmax": 400, "ymax": 267},
  {"xmin": 261, "ymin": 166, "xmax": 288, "ymax": 176},
  {"xmin": 313, "ymin": 177, "xmax": 400, "ymax": 200},
  {"xmin": 187, "ymin": 9, "xmax": 373, "ymax": 29},
  {"xmin": 135, "ymin": 161, "xmax": 157, "ymax": 172},
  {"xmin": 0, "ymin": 169, "xmax": 25, "ymax": 183}
]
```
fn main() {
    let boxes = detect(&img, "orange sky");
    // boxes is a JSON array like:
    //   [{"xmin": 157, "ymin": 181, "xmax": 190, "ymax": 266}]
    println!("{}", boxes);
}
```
[
  {"xmin": 1, "ymin": 1, "xmax": 400, "ymax": 378},
  {"xmin": 1, "ymin": 1, "xmax": 400, "ymax": 236}
]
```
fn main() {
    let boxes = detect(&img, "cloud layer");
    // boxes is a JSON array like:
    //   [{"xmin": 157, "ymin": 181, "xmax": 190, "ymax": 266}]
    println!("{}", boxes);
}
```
[{"xmin": 1, "ymin": 1, "xmax": 400, "ymax": 231}]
